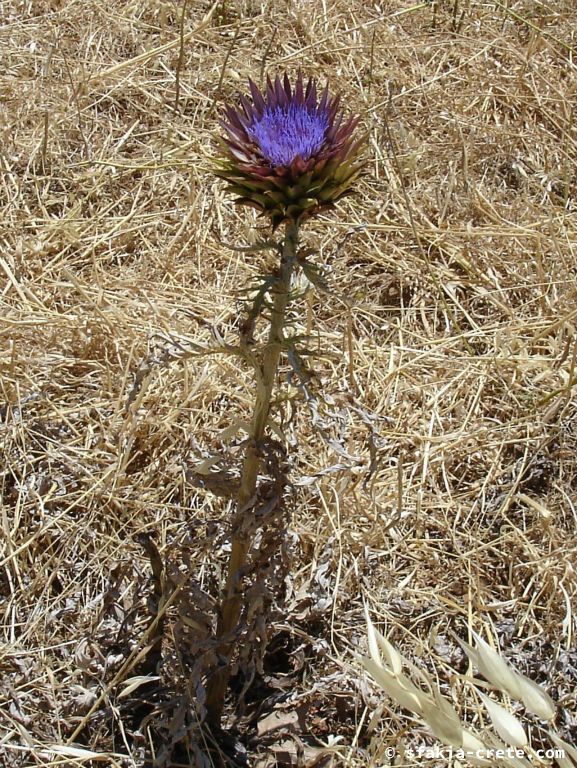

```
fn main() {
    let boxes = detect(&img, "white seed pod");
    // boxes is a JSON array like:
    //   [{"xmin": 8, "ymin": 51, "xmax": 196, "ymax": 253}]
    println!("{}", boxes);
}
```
[
  {"xmin": 460, "ymin": 729, "xmax": 493, "ymax": 767},
  {"xmin": 548, "ymin": 732, "xmax": 577, "ymax": 768},
  {"xmin": 362, "ymin": 657, "xmax": 426, "ymax": 716},
  {"xmin": 477, "ymin": 690, "xmax": 528, "ymax": 748},
  {"xmin": 364, "ymin": 603, "xmax": 403, "ymax": 675},
  {"xmin": 514, "ymin": 673, "xmax": 556, "ymax": 720},
  {"xmin": 454, "ymin": 631, "xmax": 523, "ymax": 699},
  {"xmin": 471, "ymin": 632, "xmax": 524, "ymax": 699},
  {"xmin": 422, "ymin": 690, "xmax": 465, "ymax": 748}
]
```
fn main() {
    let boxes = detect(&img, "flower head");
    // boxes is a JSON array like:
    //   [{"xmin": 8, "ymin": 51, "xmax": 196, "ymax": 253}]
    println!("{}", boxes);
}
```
[{"xmin": 215, "ymin": 72, "xmax": 366, "ymax": 228}]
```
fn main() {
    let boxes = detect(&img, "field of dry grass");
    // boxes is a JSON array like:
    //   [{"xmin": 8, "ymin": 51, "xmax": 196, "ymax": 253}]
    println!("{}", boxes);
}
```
[{"xmin": 1, "ymin": 0, "xmax": 576, "ymax": 766}]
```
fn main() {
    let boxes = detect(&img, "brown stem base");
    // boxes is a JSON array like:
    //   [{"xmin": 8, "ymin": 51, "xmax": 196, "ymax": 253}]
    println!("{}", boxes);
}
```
[{"xmin": 205, "ymin": 221, "xmax": 299, "ymax": 727}]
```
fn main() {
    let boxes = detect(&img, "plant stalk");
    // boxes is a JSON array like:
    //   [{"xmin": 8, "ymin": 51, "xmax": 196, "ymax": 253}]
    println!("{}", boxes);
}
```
[{"xmin": 205, "ymin": 220, "xmax": 299, "ymax": 726}]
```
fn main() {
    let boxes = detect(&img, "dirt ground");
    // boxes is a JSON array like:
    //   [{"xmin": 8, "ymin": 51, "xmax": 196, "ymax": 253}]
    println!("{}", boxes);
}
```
[{"xmin": 1, "ymin": 0, "xmax": 576, "ymax": 766}]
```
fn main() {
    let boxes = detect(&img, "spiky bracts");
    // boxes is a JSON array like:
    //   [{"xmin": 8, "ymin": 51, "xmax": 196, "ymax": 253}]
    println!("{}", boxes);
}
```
[{"xmin": 216, "ymin": 72, "xmax": 365, "ymax": 228}]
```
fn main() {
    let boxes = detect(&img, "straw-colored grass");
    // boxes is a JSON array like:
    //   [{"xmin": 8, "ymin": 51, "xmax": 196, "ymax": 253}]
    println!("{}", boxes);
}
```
[{"xmin": 1, "ymin": 0, "xmax": 576, "ymax": 765}]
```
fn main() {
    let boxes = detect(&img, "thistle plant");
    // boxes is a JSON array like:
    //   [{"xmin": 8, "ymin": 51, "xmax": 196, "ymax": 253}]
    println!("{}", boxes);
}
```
[{"xmin": 205, "ymin": 72, "xmax": 365, "ymax": 725}]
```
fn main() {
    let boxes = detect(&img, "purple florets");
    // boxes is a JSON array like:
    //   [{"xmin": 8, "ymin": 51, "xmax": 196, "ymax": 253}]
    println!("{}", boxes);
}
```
[
  {"xmin": 217, "ymin": 72, "xmax": 365, "ymax": 227},
  {"xmin": 247, "ymin": 103, "xmax": 329, "ymax": 167}
]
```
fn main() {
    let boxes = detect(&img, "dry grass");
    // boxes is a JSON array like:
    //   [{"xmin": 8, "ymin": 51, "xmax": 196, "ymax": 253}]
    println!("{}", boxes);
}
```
[{"xmin": 1, "ymin": 0, "xmax": 576, "ymax": 765}]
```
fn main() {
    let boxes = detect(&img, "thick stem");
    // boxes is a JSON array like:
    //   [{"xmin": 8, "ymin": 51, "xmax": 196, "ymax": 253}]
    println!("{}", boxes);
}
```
[{"xmin": 205, "ymin": 220, "xmax": 299, "ymax": 726}]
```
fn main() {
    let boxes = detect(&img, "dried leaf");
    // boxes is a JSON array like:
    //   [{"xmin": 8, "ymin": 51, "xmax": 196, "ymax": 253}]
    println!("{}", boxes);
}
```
[
  {"xmin": 218, "ymin": 419, "xmax": 251, "ymax": 440},
  {"xmin": 117, "ymin": 675, "xmax": 160, "ymax": 700},
  {"xmin": 8, "ymin": 699, "xmax": 32, "ymax": 726},
  {"xmin": 257, "ymin": 709, "xmax": 300, "ymax": 737},
  {"xmin": 191, "ymin": 455, "xmax": 222, "ymax": 475},
  {"xmin": 49, "ymin": 744, "xmax": 112, "ymax": 760},
  {"xmin": 256, "ymin": 738, "xmax": 332, "ymax": 768},
  {"xmin": 69, "ymin": 687, "xmax": 98, "ymax": 713}
]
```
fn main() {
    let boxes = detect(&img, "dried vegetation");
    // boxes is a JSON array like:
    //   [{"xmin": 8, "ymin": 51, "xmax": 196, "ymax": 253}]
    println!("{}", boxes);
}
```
[{"xmin": 1, "ymin": 0, "xmax": 576, "ymax": 766}]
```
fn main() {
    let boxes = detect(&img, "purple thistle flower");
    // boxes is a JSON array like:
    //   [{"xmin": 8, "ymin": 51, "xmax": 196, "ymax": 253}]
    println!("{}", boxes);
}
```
[
  {"xmin": 215, "ymin": 72, "xmax": 366, "ymax": 228},
  {"xmin": 246, "ymin": 103, "xmax": 329, "ymax": 167}
]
